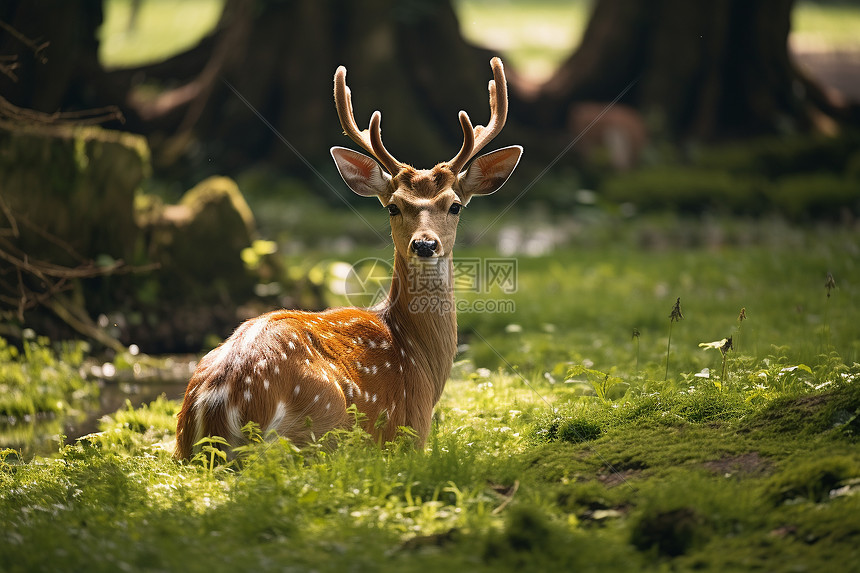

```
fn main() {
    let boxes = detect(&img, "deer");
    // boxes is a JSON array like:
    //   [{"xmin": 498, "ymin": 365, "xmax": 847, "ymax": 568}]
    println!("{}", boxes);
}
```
[{"xmin": 174, "ymin": 57, "xmax": 522, "ymax": 459}]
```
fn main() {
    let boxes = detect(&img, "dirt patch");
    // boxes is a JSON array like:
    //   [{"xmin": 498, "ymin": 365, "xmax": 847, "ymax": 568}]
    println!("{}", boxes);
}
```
[
  {"xmin": 597, "ymin": 468, "xmax": 642, "ymax": 488},
  {"xmin": 703, "ymin": 452, "xmax": 771, "ymax": 477}
]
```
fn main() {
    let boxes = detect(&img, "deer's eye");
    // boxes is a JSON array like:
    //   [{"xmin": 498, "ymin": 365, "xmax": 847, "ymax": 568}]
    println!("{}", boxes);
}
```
[
  {"xmin": 448, "ymin": 203, "xmax": 462, "ymax": 215},
  {"xmin": 387, "ymin": 204, "xmax": 400, "ymax": 216}
]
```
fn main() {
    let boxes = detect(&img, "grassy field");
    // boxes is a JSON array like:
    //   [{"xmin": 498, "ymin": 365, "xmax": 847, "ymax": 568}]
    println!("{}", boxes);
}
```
[
  {"xmin": 5, "ymin": 2, "xmax": 857, "ymax": 569},
  {"xmin": 2, "ymin": 219, "xmax": 858, "ymax": 571}
]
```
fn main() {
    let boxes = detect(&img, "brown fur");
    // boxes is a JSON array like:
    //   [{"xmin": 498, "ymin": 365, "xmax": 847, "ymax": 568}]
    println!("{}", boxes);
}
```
[
  {"xmin": 393, "ymin": 166, "xmax": 456, "ymax": 199},
  {"xmin": 174, "ymin": 190, "xmax": 460, "ymax": 459},
  {"xmin": 175, "ymin": 59, "xmax": 519, "ymax": 460}
]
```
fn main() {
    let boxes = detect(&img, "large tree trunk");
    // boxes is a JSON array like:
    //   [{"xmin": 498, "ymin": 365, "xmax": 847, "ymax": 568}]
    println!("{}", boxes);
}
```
[
  {"xmin": 531, "ymin": 0, "xmax": 859, "ymax": 142},
  {"xmin": 1, "ymin": 0, "xmax": 497, "ymax": 180}
]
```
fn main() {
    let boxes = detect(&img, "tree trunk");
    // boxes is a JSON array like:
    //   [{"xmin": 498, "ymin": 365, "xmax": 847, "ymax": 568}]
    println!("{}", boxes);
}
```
[
  {"xmin": 1, "ymin": 0, "xmax": 496, "ymax": 180},
  {"xmin": 531, "ymin": 0, "xmax": 859, "ymax": 142}
]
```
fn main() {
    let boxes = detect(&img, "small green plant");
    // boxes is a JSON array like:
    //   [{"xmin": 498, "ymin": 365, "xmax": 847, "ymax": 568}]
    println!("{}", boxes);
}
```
[
  {"xmin": 565, "ymin": 364, "xmax": 627, "ymax": 401},
  {"xmin": 735, "ymin": 307, "xmax": 746, "ymax": 353},
  {"xmin": 191, "ymin": 435, "xmax": 230, "ymax": 472},
  {"xmin": 699, "ymin": 337, "xmax": 733, "ymax": 390},
  {"xmin": 632, "ymin": 328, "xmax": 641, "ymax": 374},
  {"xmin": 824, "ymin": 272, "xmax": 836, "ymax": 350},
  {"xmin": 666, "ymin": 298, "xmax": 683, "ymax": 380}
]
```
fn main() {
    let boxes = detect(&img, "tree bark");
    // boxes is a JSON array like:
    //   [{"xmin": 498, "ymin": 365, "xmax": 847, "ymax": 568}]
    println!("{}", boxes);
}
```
[
  {"xmin": 2, "ymin": 0, "xmax": 497, "ymax": 178},
  {"xmin": 531, "ymin": 0, "xmax": 859, "ymax": 142}
]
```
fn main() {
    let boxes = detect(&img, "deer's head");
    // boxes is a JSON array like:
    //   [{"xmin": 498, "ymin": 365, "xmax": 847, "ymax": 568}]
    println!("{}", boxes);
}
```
[{"xmin": 331, "ymin": 58, "xmax": 522, "ymax": 260}]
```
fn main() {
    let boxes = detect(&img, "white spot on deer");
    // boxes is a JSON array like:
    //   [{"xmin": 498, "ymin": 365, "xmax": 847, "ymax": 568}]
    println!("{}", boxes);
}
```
[
  {"xmin": 313, "ymin": 394, "xmax": 320, "ymax": 403},
  {"xmin": 263, "ymin": 379, "xmax": 270, "ymax": 391},
  {"xmin": 399, "ymin": 364, "xmax": 403, "ymax": 373},
  {"xmin": 226, "ymin": 406, "xmax": 243, "ymax": 440},
  {"xmin": 371, "ymin": 365, "xmax": 378, "ymax": 375},
  {"xmin": 390, "ymin": 402, "xmax": 396, "ymax": 413},
  {"xmin": 305, "ymin": 345, "xmax": 313, "ymax": 356},
  {"xmin": 304, "ymin": 358, "xmax": 311, "ymax": 366},
  {"xmin": 240, "ymin": 320, "xmax": 267, "ymax": 353},
  {"xmin": 346, "ymin": 385, "xmax": 353, "ymax": 399},
  {"xmin": 368, "ymin": 339, "xmax": 376, "ymax": 348},
  {"xmin": 410, "ymin": 357, "xmax": 416, "ymax": 366},
  {"xmin": 194, "ymin": 383, "xmax": 229, "ymax": 412},
  {"xmin": 357, "ymin": 336, "xmax": 363, "ymax": 344},
  {"xmin": 281, "ymin": 352, "xmax": 288, "ymax": 360},
  {"xmin": 356, "ymin": 360, "xmax": 362, "ymax": 368},
  {"xmin": 384, "ymin": 361, "xmax": 391, "ymax": 369},
  {"xmin": 243, "ymin": 389, "xmax": 252, "ymax": 402},
  {"xmin": 293, "ymin": 384, "xmax": 301, "ymax": 396},
  {"xmin": 288, "ymin": 340, "xmax": 296, "ymax": 350},
  {"xmin": 329, "ymin": 362, "xmax": 337, "ymax": 371},
  {"xmin": 266, "ymin": 402, "xmax": 287, "ymax": 433},
  {"xmin": 274, "ymin": 365, "xmax": 280, "ymax": 375},
  {"xmin": 326, "ymin": 402, "xmax": 331, "ymax": 411},
  {"xmin": 400, "ymin": 348, "xmax": 406, "ymax": 357},
  {"xmin": 244, "ymin": 376, "xmax": 252, "ymax": 385},
  {"xmin": 257, "ymin": 359, "xmax": 267, "ymax": 371},
  {"xmin": 371, "ymin": 393, "xmax": 377, "ymax": 403},
  {"xmin": 381, "ymin": 340, "xmax": 390, "ymax": 349},
  {"xmin": 291, "ymin": 332, "xmax": 299, "ymax": 341},
  {"xmin": 364, "ymin": 390, "xmax": 370, "ymax": 401},
  {"xmin": 193, "ymin": 408, "xmax": 205, "ymax": 449}
]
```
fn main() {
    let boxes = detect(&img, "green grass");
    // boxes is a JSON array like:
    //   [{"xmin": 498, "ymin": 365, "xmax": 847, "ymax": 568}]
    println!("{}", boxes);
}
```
[
  {"xmin": 0, "ymin": 336, "xmax": 98, "ymax": 456},
  {"xmin": 1, "ymin": 218, "xmax": 859, "ymax": 571},
  {"xmin": 454, "ymin": 0, "xmax": 593, "ymax": 83},
  {"xmin": 99, "ymin": 0, "xmax": 225, "ymax": 68},
  {"xmin": 792, "ymin": 1, "xmax": 860, "ymax": 50}
]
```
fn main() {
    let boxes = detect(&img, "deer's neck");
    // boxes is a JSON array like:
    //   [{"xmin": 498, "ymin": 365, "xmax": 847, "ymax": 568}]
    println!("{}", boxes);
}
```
[{"xmin": 378, "ymin": 251, "xmax": 457, "ymax": 434}]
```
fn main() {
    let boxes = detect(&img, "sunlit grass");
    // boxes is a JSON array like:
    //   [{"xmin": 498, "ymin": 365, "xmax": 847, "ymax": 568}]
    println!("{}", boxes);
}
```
[
  {"xmin": 454, "ymin": 0, "xmax": 592, "ymax": 83},
  {"xmin": 1, "ymin": 348, "xmax": 857, "ymax": 571},
  {"xmin": 99, "ymin": 0, "xmax": 225, "ymax": 68},
  {"xmin": 792, "ymin": 1, "xmax": 860, "ymax": 50},
  {"xmin": 454, "ymin": 0, "xmax": 860, "ymax": 85},
  {"xmin": 96, "ymin": 0, "xmax": 860, "ymax": 78}
]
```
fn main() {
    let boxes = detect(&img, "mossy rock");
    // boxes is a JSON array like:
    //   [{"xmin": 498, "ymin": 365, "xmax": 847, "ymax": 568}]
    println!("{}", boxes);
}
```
[
  {"xmin": 0, "ymin": 121, "xmax": 149, "ymax": 267},
  {"xmin": 123, "ymin": 176, "xmax": 257, "ymax": 351},
  {"xmin": 139, "ymin": 175, "xmax": 256, "ymax": 304},
  {"xmin": 0, "ymin": 121, "xmax": 259, "ymax": 351}
]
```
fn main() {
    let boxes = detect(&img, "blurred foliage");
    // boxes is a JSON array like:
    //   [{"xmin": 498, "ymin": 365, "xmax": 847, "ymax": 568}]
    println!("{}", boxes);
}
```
[
  {"xmin": 601, "ymin": 132, "xmax": 860, "ymax": 219},
  {"xmin": 0, "ymin": 335, "xmax": 95, "ymax": 420}
]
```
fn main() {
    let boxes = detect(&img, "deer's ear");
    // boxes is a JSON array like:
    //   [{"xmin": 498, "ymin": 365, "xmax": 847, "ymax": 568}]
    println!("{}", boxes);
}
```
[
  {"xmin": 331, "ymin": 147, "xmax": 392, "ymax": 200},
  {"xmin": 458, "ymin": 145, "xmax": 522, "ymax": 203}
]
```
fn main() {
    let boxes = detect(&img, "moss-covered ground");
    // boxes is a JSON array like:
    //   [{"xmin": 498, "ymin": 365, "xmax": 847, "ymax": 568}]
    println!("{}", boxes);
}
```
[{"xmin": 2, "ymin": 218, "xmax": 858, "ymax": 572}]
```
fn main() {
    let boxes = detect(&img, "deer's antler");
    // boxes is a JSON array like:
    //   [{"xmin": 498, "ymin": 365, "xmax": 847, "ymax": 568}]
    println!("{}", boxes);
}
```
[
  {"xmin": 448, "ymin": 57, "xmax": 509, "ymax": 174},
  {"xmin": 334, "ymin": 66, "xmax": 403, "ymax": 175}
]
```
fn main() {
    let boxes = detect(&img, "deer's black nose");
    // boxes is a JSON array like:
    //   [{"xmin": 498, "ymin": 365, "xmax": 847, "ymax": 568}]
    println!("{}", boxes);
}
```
[{"xmin": 411, "ymin": 239, "xmax": 438, "ymax": 258}]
